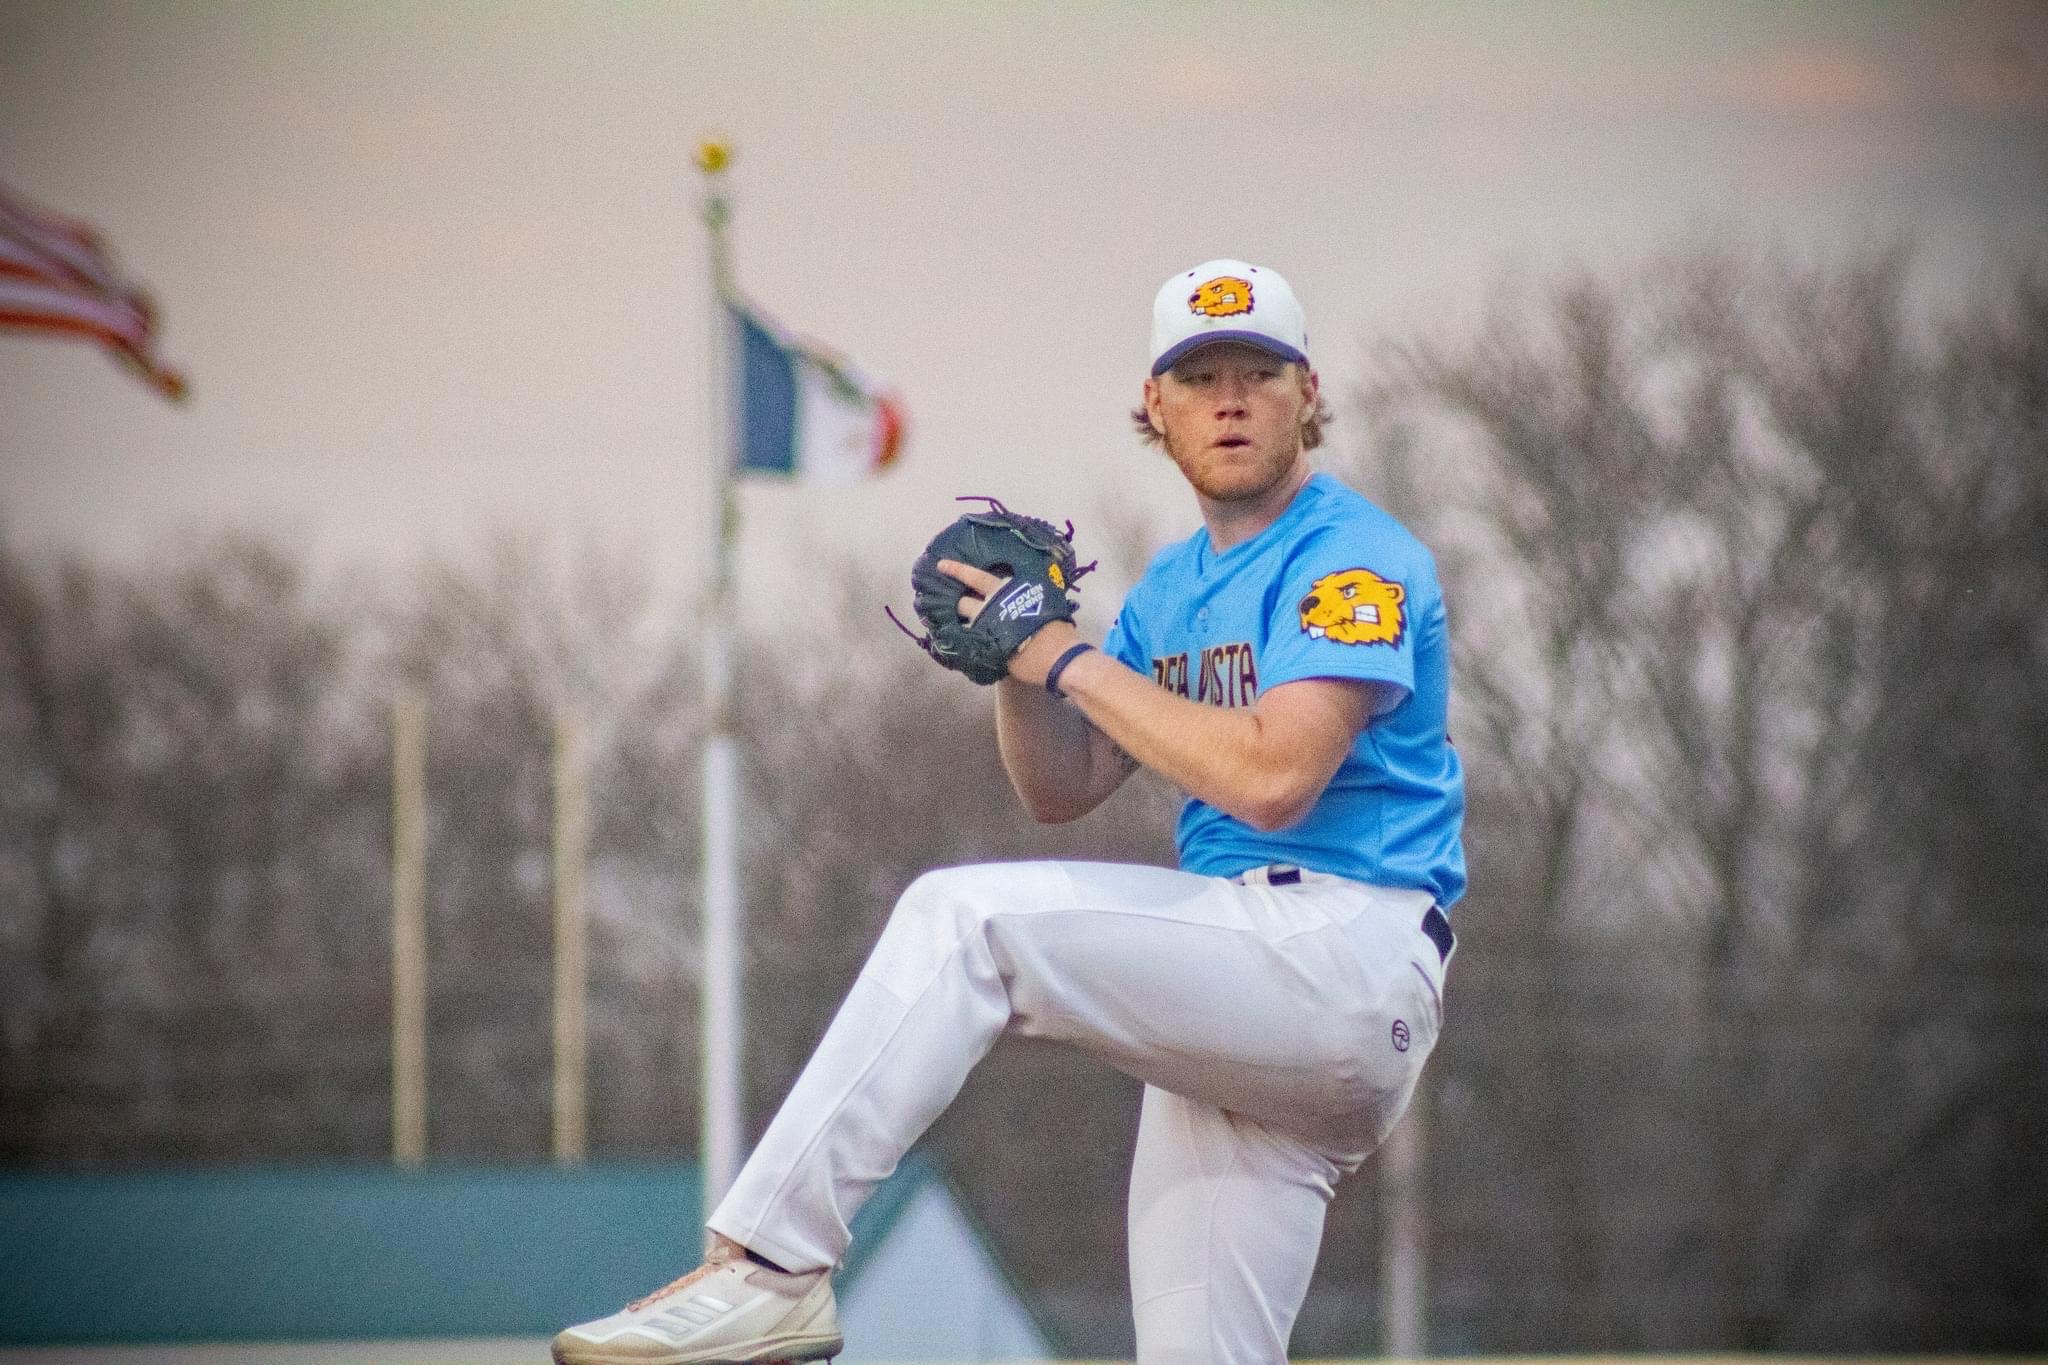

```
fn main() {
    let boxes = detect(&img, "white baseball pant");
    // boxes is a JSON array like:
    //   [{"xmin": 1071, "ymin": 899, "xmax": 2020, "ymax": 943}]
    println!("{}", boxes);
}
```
[{"xmin": 707, "ymin": 859, "xmax": 1448, "ymax": 1362}]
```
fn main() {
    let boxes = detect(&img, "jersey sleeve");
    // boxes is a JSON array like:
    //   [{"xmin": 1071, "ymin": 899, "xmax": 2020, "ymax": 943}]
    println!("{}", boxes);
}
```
[
  {"xmin": 1258, "ymin": 523, "xmax": 1422, "ymax": 702},
  {"xmin": 1102, "ymin": 595, "xmax": 1147, "ymax": 675}
]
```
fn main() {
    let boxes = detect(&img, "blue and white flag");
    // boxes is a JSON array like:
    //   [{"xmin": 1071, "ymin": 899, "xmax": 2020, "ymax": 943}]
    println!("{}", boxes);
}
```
[{"xmin": 730, "ymin": 301, "xmax": 904, "ymax": 483}]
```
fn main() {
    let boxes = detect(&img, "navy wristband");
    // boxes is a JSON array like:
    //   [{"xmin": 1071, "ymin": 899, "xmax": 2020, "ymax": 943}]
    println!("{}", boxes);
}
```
[{"xmin": 1043, "ymin": 642, "xmax": 1096, "ymax": 699}]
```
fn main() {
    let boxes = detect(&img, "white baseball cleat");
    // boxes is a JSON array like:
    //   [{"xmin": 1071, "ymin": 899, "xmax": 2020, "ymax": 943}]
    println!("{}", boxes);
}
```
[{"xmin": 550, "ymin": 1241, "xmax": 842, "ymax": 1365}]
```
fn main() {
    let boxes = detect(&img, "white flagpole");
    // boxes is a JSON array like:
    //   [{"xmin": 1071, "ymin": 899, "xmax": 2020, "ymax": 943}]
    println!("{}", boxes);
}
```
[
  {"xmin": 390, "ymin": 691, "xmax": 427, "ymax": 1168},
  {"xmin": 552, "ymin": 707, "xmax": 590, "ymax": 1165},
  {"xmin": 697, "ymin": 139, "xmax": 744, "ymax": 1210},
  {"xmin": 1381, "ymin": 1098, "xmax": 1426, "ymax": 1357}
]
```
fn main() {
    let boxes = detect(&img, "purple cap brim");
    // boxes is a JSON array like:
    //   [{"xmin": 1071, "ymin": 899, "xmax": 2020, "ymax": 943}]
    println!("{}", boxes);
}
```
[{"xmin": 1151, "ymin": 330, "xmax": 1309, "ymax": 376}]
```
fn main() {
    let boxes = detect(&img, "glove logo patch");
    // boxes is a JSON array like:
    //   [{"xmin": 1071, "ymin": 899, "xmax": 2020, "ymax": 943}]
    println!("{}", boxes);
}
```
[
  {"xmin": 1188, "ymin": 275, "xmax": 1254, "ymax": 318},
  {"xmin": 996, "ymin": 581, "xmax": 1045, "ymax": 622},
  {"xmin": 1299, "ymin": 568, "xmax": 1406, "ymax": 648}
]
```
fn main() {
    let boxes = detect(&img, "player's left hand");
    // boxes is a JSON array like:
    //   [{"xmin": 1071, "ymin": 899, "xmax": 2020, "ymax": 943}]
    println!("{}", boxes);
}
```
[
  {"xmin": 940, "ymin": 560, "xmax": 1080, "ymax": 688},
  {"xmin": 937, "ymin": 559, "xmax": 1003, "ymax": 625}
]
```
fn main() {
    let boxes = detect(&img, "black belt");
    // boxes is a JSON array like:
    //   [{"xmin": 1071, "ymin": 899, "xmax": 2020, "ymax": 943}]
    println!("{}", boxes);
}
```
[
  {"xmin": 1421, "ymin": 904, "xmax": 1455, "ymax": 964},
  {"xmin": 1242, "ymin": 865, "xmax": 1455, "ymax": 964}
]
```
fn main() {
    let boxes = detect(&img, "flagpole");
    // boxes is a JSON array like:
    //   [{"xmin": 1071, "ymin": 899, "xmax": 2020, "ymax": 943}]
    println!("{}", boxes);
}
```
[
  {"xmin": 696, "ymin": 138, "xmax": 744, "ymax": 1211},
  {"xmin": 390, "ymin": 691, "xmax": 427, "ymax": 1169},
  {"xmin": 552, "ymin": 707, "xmax": 590, "ymax": 1165}
]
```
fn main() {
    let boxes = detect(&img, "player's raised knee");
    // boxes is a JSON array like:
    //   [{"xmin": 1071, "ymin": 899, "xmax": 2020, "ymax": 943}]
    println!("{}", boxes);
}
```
[
  {"xmin": 890, "ymin": 865, "xmax": 976, "ymax": 930},
  {"xmin": 891, "ymin": 863, "xmax": 1033, "ymax": 931}
]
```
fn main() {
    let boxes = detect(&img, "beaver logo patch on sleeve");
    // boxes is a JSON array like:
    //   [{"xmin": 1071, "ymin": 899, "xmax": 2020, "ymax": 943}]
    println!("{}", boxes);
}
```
[
  {"xmin": 1299, "ymin": 568, "xmax": 1406, "ymax": 647},
  {"xmin": 1188, "ymin": 275, "xmax": 1254, "ymax": 318}
]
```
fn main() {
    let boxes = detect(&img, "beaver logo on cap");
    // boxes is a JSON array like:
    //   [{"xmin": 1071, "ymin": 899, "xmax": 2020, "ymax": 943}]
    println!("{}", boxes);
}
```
[{"xmin": 1188, "ymin": 275, "xmax": 1254, "ymax": 318}]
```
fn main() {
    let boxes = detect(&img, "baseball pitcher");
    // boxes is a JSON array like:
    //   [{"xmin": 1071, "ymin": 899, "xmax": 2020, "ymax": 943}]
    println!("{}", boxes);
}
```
[{"xmin": 552, "ymin": 259, "xmax": 1466, "ymax": 1363}]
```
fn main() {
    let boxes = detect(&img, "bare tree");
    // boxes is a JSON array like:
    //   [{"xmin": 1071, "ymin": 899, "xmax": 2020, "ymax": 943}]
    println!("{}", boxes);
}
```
[
  {"xmin": 373, "ymin": 533, "xmax": 704, "ymax": 1160},
  {"xmin": 1348, "ymin": 245, "xmax": 2048, "ymax": 1348},
  {"xmin": 0, "ymin": 536, "xmax": 387, "ymax": 1162}
]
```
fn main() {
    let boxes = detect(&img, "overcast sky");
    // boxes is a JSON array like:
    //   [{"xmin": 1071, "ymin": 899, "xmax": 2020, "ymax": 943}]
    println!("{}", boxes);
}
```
[{"xmin": 3, "ymin": 1, "xmax": 2044, "ymax": 614}]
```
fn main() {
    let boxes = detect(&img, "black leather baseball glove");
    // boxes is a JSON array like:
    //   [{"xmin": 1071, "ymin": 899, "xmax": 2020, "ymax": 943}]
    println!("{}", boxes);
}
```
[{"xmin": 892, "ymin": 498, "xmax": 1094, "ymax": 685}]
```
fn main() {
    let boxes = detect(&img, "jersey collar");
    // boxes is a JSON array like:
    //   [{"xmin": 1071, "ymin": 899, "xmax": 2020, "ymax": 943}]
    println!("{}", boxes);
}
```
[{"xmin": 1194, "ymin": 472, "xmax": 1332, "ymax": 576}]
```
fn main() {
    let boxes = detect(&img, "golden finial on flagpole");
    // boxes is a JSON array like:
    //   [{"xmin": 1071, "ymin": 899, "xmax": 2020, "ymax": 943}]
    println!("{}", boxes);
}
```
[
  {"xmin": 695, "ymin": 137, "xmax": 731, "ymax": 177},
  {"xmin": 698, "ymin": 136, "xmax": 733, "ymax": 243}
]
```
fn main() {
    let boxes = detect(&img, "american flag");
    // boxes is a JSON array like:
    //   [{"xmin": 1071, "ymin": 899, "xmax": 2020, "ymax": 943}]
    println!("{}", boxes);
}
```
[{"xmin": 0, "ymin": 181, "xmax": 186, "ymax": 401}]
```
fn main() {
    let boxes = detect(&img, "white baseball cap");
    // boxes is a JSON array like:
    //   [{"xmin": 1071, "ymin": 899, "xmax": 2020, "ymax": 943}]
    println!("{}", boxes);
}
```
[{"xmin": 1149, "ymin": 259, "xmax": 1309, "ymax": 376}]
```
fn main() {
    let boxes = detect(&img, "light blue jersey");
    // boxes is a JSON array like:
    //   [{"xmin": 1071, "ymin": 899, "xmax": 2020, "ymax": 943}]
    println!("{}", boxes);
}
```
[{"xmin": 1103, "ymin": 473, "xmax": 1467, "ymax": 908}]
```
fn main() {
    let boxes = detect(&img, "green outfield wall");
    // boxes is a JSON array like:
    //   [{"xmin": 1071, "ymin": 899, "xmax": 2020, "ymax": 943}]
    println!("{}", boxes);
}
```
[{"xmin": 0, "ymin": 1162, "xmax": 925, "ymax": 1346}]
